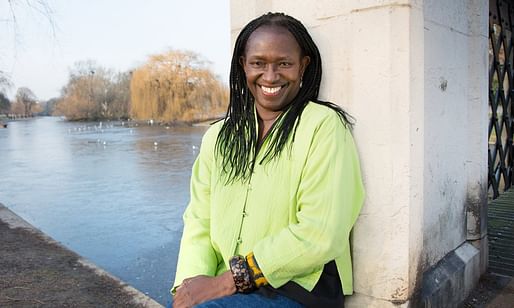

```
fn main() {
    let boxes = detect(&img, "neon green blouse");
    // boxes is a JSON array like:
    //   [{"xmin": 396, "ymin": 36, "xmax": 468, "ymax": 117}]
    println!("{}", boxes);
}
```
[{"xmin": 173, "ymin": 102, "xmax": 364, "ymax": 295}]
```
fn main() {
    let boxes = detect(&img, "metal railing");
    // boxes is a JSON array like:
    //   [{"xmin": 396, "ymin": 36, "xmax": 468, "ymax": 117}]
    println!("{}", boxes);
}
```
[{"xmin": 489, "ymin": 0, "xmax": 514, "ymax": 199}]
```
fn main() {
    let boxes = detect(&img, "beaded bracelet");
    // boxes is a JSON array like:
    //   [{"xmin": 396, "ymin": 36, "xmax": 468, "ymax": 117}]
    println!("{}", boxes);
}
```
[
  {"xmin": 246, "ymin": 252, "xmax": 268, "ymax": 288},
  {"xmin": 229, "ymin": 255, "xmax": 256, "ymax": 293}
]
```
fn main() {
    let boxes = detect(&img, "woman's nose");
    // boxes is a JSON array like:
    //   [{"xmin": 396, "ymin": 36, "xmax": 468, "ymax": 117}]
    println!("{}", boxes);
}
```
[{"xmin": 262, "ymin": 64, "xmax": 279, "ymax": 82}]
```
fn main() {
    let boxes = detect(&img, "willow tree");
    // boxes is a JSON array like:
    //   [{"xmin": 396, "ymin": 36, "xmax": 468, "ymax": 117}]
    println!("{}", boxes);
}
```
[{"xmin": 130, "ymin": 50, "xmax": 227, "ymax": 123}]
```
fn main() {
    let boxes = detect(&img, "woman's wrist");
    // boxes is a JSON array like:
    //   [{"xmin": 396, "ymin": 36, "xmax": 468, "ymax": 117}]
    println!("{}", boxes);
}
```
[{"xmin": 220, "ymin": 271, "xmax": 237, "ymax": 295}]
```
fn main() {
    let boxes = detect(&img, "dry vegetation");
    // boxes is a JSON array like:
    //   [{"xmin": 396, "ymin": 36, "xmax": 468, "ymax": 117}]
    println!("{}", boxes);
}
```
[
  {"xmin": 50, "ymin": 50, "xmax": 227, "ymax": 123},
  {"xmin": 10, "ymin": 87, "xmax": 42, "ymax": 116},
  {"xmin": 130, "ymin": 50, "xmax": 227, "ymax": 123},
  {"xmin": 53, "ymin": 61, "xmax": 131, "ymax": 121}
]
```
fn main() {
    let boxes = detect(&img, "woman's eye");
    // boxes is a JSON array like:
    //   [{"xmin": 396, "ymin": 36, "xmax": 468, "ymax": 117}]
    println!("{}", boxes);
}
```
[
  {"xmin": 279, "ymin": 62, "xmax": 292, "ymax": 67},
  {"xmin": 251, "ymin": 61, "xmax": 263, "ymax": 67}
]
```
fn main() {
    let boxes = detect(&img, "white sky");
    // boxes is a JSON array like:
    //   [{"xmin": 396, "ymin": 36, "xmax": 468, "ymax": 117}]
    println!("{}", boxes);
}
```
[{"xmin": 0, "ymin": 0, "xmax": 231, "ymax": 101}]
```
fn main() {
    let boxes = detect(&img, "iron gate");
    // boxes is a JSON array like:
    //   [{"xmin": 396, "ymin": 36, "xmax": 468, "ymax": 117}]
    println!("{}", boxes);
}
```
[{"xmin": 489, "ymin": 0, "xmax": 514, "ymax": 199}]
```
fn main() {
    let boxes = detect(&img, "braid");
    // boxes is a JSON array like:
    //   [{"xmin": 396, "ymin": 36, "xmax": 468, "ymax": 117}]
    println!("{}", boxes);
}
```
[{"xmin": 216, "ymin": 12, "xmax": 353, "ymax": 183}]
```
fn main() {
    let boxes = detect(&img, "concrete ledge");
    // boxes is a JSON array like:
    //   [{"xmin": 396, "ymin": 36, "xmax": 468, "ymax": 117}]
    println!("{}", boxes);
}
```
[
  {"xmin": 469, "ymin": 235, "xmax": 488, "ymax": 275},
  {"xmin": 0, "ymin": 203, "xmax": 163, "ymax": 307},
  {"xmin": 347, "ymin": 242, "xmax": 480, "ymax": 307},
  {"xmin": 77, "ymin": 258, "xmax": 162, "ymax": 307},
  {"xmin": 346, "ymin": 293, "xmax": 409, "ymax": 308},
  {"xmin": 420, "ymin": 242, "xmax": 480, "ymax": 307}
]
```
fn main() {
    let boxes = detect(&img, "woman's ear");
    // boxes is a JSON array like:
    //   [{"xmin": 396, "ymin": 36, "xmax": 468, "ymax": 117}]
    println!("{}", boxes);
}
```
[
  {"xmin": 239, "ymin": 56, "xmax": 246, "ymax": 71},
  {"xmin": 301, "ymin": 56, "xmax": 311, "ymax": 75}
]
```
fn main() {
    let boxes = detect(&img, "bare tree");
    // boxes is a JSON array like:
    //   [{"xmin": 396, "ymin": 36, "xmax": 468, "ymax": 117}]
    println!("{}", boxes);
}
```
[
  {"xmin": 4, "ymin": 0, "xmax": 56, "ymax": 43},
  {"xmin": 1, "ymin": 0, "xmax": 56, "ymax": 92},
  {"xmin": 53, "ymin": 61, "xmax": 131, "ymax": 120},
  {"xmin": 15, "ymin": 87, "xmax": 37, "ymax": 116},
  {"xmin": 0, "ymin": 72, "xmax": 13, "ymax": 94}
]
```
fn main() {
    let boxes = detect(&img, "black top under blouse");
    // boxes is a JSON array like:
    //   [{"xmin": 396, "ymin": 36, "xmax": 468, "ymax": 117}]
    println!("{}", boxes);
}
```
[{"xmin": 256, "ymin": 260, "xmax": 344, "ymax": 308}]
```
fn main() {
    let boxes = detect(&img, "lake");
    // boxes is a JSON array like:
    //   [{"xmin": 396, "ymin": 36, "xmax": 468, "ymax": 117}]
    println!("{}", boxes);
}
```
[{"xmin": 0, "ymin": 116, "xmax": 208, "ymax": 306}]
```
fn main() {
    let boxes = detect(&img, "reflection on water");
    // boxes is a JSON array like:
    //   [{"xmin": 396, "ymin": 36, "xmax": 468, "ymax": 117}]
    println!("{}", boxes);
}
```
[{"xmin": 0, "ymin": 117, "xmax": 208, "ymax": 305}]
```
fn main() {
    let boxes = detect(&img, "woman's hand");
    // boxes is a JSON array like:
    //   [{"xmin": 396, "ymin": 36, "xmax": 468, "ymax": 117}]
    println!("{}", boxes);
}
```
[{"xmin": 173, "ymin": 271, "xmax": 236, "ymax": 308}]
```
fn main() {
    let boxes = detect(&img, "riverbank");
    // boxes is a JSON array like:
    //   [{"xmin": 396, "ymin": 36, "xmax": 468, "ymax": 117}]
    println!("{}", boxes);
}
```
[{"xmin": 0, "ymin": 203, "xmax": 162, "ymax": 307}]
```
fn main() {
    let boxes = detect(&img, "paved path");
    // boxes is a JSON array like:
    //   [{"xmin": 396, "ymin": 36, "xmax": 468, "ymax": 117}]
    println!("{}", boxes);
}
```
[{"xmin": 0, "ymin": 204, "xmax": 163, "ymax": 307}]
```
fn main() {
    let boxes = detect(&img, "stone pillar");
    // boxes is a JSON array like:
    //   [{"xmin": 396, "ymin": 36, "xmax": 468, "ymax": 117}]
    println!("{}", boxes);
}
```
[
  {"xmin": 419, "ymin": 1, "xmax": 489, "ymax": 306},
  {"xmin": 230, "ymin": 1, "xmax": 488, "ymax": 306}
]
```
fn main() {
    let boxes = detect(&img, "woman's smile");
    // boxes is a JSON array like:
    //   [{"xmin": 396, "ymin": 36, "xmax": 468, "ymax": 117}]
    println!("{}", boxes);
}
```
[{"xmin": 260, "ymin": 84, "xmax": 285, "ymax": 96}]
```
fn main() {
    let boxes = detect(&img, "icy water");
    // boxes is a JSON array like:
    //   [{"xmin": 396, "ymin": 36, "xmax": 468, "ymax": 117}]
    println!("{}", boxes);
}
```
[{"xmin": 0, "ymin": 117, "xmax": 208, "ymax": 305}]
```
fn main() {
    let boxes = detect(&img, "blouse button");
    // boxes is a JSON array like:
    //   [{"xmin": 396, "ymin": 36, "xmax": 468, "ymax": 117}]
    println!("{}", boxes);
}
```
[
  {"xmin": 237, "ymin": 238, "xmax": 243, "ymax": 244},
  {"xmin": 242, "ymin": 211, "xmax": 248, "ymax": 217}
]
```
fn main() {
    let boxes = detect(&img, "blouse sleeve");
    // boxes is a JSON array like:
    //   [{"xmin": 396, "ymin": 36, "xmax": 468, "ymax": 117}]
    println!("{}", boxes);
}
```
[
  {"xmin": 252, "ymin": 113, "xmax": 365, "ymax": 288},
  {"xmin": 172, "ymin": 126, "xmax": 220, "ymax": 289}
]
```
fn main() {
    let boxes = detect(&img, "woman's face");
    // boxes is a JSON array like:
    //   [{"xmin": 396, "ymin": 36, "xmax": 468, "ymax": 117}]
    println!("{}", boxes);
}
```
[{"xmin": 241, "ymin": 26, "xmax": 310, "ymax": 119}]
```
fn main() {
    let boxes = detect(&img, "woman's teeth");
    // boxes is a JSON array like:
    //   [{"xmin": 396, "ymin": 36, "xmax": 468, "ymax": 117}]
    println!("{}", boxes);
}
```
[{"xmin": 261, "ymin": 86, "xmax": 281, "ymax": 94}]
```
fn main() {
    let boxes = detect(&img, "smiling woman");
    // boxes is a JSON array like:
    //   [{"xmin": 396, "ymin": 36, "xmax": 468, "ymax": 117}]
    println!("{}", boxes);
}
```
[
  {"xmin": 240, "ymin": 26, "xmax": 310, "ymax": 128},
  {"xmin": 171, "ymin": 12, "xmax": 365, "ymax": 308}
]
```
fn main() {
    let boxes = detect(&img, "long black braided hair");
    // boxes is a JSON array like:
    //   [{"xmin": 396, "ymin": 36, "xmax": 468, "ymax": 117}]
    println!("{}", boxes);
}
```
[{"xmin": 216, "ymin": 12, "xmax": 353, "ymax": 183}]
